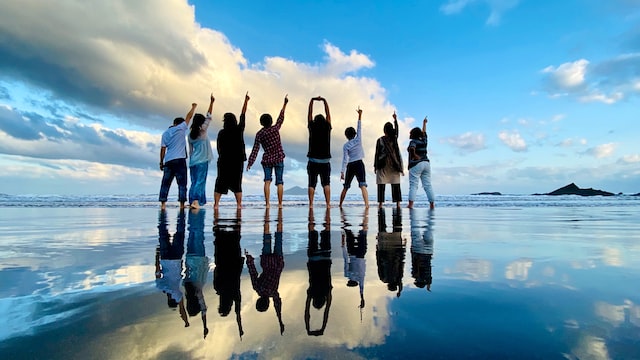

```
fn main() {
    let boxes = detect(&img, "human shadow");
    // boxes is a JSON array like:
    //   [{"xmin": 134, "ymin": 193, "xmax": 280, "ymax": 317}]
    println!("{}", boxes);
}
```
[
  {"xmin": 155, "ymin": 209, "xmax": 189, "ymax": 327},
  {"xmin": 410, "ymin": 208, "xmax": 434, "ymax": 292},
  {"xmin": 213, "ymin": 207, "xmax": 244, "ymax": 339},
  {"xmin": 376, "ymin": 207, "xmax": 406, "ymax": 298},
  {"xmin": 184, "ymin": 208, "xmax": 210, "ymax": 338},
  {"xmin": 245, "ymin": 207, "xmax": 285, "ymax": 335},
  {"xmin": 305, "ymin": 207, "xmax": 333, "ymax": 336},
  {"xmin": 341, "ymin": 208, "xmax": 368, "ymax": 311}
]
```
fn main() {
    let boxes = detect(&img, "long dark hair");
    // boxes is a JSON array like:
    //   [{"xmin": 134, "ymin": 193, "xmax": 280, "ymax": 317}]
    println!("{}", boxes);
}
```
[
  {"xmin": 223, "ymin": 113, "xmax": 238, "ymax": 130},
  {"xmin": 190, "ymin": 113, "xmax": 206, "ymax": 140}
]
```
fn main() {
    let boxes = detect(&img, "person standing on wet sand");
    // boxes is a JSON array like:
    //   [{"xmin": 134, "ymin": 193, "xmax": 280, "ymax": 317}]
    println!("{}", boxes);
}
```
[
  {"xmin": 374, "ymin": 112, "xmax": 404, "ymax": 208},
  {"xmin": 339, "ymin": 107, "xmax": 369, "ymax": 208},
  {"xmin": 159, "ymin": 103, "xmax": 197, "ymax": 209},
  {"xmin": 213, "ymin": 92, "xmax": 249, "ymax": 209},
  {"xmin": 187, "ymin": 95, "xmax": 215, "ymax": 209},
  {"xmin": 247, "ymin": 95, "xmax": 288, "ymax": 208},
  {"xmin": 307, "ymin": 96, "xmax": 332, "ymax": 208},
  {"xmin": 407, "ymin": 116, "xmax": 435, "ymax": 210}
]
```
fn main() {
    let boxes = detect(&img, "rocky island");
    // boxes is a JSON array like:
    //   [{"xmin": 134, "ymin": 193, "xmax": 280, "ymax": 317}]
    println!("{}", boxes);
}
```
[{"xmin": 536, "ymin": 183, "xmax": 614, "ymax": 196}]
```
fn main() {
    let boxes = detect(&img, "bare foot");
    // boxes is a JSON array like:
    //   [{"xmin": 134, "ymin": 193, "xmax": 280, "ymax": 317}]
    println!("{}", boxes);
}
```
[
  {"xmin": 429, "ymin": 202, "xmax": 435, "ymax": 210},
  {"xmin": 160, "ymin": 202, "xmax": 166, "ymax": 210},
  {"xmin": 278, "ymin": 203, "xmax": 283, "ymax": 209}
]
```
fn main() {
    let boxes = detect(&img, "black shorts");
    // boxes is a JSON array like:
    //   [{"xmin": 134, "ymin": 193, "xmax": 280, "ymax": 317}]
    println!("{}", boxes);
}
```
[
  {"xmin": 344, "ymin": 160, "xmax": 367, "ymax": 189},
  {"xmin": 214, "ymin": 161, "xmax": 243, "ymax": 194},
  {"xmin": 307, "ymin": 161, "xmax": 331, "ymax": 188}
]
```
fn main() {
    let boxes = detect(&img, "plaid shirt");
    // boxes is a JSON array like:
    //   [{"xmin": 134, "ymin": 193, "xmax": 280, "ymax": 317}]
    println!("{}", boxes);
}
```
[
  {"xmin": 246, "ymin": 253, "xmax": 285, "ymax": 297},
  {"xmin": 247, "ymin": 110, "xmax": 285, "ymax": 167}
]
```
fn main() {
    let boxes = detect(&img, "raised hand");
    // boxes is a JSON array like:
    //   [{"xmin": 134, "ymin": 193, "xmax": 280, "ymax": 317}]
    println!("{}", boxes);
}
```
[
  {"xmin": 284, "ymin": 94, "xmax": 289, "ymax": 104},
  {"xmin": 245, "ymin": 91, "xmax": 250, "ymax": 102},
  {"xmin": 392, "ymin": 111, "xmax": 397, "ymax": 121},
  {"xmin": 210, "ymin": 93, "xmax": 215, "ymax": 102}
]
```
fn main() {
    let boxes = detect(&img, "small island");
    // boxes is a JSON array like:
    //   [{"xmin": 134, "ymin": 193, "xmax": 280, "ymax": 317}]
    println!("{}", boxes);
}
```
[
  {"xmin": 471, "ymin": 192, "xmax": 502, "ymax": 195},
  {"xmin": 284, "ymin": 186, "xmax": 307, "ymax": 196},
  {"xmin": 535, "ymin": 183, "xmax": 614, "ymax": 196}
]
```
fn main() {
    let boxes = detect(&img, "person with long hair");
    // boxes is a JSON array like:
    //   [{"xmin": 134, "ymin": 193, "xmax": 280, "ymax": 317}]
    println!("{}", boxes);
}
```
[
  {"xmin": 407, "ymin": 116, "xmax": 435, "ymax": 209},
  {"xmin": 247, "ymin": 95, "xmax": 289, "ymax": 208},
  {"xmin": 373, "ymin": 112, "xmax": 404, "ymax": 208},
  {"xmin": 213, "ymin": 92, "xmax": 249, "ymax": 209},
  {"xmin": 187, "ymin": 94, "xmax": 215, "ymax": 209}
]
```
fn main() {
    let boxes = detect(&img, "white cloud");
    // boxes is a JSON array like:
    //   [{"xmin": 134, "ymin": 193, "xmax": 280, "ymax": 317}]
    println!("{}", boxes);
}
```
[
  {"xmin": 440, "ymin": 0, "xmax": 519, "ymax": 25},
  {"xmin": 498, "ymin": 130, "xmax": 527, "ymax": 152},
  {"xmin": 442, "ymin": 131, "xmax": 486, "ymax": 152},
  {"xmin": 542, "ymin": 59, "xmax": 589, "ymax": 90},
  {"xmin": 584, "ymin": 143, "xmax": 617, "ymax": 159},
  {"xmin": 619, "ymin": 154, "xmax": 640, "ymax": 163}
]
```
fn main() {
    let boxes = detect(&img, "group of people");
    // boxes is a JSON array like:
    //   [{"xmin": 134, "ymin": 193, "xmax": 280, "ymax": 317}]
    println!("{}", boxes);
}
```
[{"xmin": 158, "ymin": 94, "xmax": 435, "ymax": 211}]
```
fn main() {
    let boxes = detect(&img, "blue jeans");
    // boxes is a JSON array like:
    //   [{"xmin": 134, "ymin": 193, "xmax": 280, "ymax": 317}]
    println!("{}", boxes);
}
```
[
  {"xmin": 263, "ymin": 162, "xmax": 284, "ymax": 185},
  {"xmin": 189, "ymin": 162, "xmax": 209, "ymax": 205},
  {"xmin": 408, "ymin": 161, "xmax": 434, "ymax": 202},
  {"xmin": 159, "ymin": 158, "xmax": 187, "ymax": 202}
]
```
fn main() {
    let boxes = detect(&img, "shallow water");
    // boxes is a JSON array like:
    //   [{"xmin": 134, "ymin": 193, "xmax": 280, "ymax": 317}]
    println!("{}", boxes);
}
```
[{"xmin": 0, "ymin": 200, "xmax": 639, "ymax": 359}]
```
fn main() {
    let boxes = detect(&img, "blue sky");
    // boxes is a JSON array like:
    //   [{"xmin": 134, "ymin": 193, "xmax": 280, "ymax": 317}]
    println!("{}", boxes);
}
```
[{"xmin": 0, "ymin": 0, "xmax": 638, "ymax": 196}]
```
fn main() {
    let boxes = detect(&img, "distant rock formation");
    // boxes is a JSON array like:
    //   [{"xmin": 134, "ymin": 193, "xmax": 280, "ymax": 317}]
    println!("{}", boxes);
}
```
[
  {"xmin": 541, "ymin": 183, "xmax": 614, "ymax": 196},
  {"xmin": 471, "ymin": 192, "xmax": 502, "ymax": 195},
  {"xmin": 284, "ymin": 186, "xmax": 307, "ymax": 196}
]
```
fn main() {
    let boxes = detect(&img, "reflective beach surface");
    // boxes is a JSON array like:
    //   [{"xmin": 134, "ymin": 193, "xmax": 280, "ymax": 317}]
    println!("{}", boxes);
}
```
[{"xmin": 1, "ymin": 200, "xmax": 639, "ymax": 359}]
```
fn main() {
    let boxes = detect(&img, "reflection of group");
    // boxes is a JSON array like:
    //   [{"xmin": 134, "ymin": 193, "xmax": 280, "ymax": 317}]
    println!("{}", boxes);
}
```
[
  {"xmin": 158, "ymin": 94, "xmax": 435, "ymax": 210},
  {"xmin": 154, "ymin": 205, "xmax": 434, "ymax": 339}
]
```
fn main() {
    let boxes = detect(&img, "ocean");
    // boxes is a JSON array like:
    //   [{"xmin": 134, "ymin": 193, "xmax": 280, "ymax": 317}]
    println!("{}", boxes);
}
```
[{"xmin": 0, "ymin": 195, "xmax": 639, "ymax": 359}]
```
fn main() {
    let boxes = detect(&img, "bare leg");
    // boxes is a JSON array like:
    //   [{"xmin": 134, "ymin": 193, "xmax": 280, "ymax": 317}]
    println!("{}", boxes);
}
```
[
  {"xmin": 160, "ymin": 201, "xmax": 166, "ymax": 210},
  {"xmin": 277, "ymin": 184, "xmax": 284, "ymax": 208},
  {"xmin": 339, "ymin": 188, "xmax": 347, "ymax": 208},
  {"xmin": 235, "ymin": 192, "xmax": 242, "ymax": 209},
  {"xmin": 264, "ymin": 181, "xmax": 271, "ymax": 208},
  {"xmin": 180, "ymin": 201, "xmax": 186, "ymax": 209},
  {"xmin": 308, "ymin": 187, "xmax": 315, "ymax": 208},
  {"xmin": 360, "ymin": 186, "xmax": 369, "ymax": 208},
  {"xmin": 323, "ymin": 185, "xmax": 331, "ymax": 208},
  {"xmin": 213, "ymin": 192, "xmax": 222, "ymax": 210}
]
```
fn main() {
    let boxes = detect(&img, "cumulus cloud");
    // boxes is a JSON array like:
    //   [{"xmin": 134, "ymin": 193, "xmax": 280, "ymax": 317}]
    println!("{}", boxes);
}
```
[
  {"xmin": 442, "ymin": 131, "xmax": 486, "ymax": 152},
  {"xmin": 498, "ymin": 130, "xmax": 527, "ymax": 152},
  {"xmin": 583, "ymin": 143, "xmax": 617, "ymax": 159},
  {"xmin": 440, "ymin": 0, "xmax": 520, "ymax": 25},
  {"xmin": 618, "ymin": 154, "xmax": 640, "ymax": 163}
]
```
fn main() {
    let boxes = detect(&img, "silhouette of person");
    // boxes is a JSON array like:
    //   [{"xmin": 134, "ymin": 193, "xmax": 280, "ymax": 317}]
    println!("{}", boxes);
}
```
[
  {"xmin": 213, "ymin": 208, "xmax": 245, "ymax": 339},
  {"xmin": 183, "ymin": 208, "xmax": 210, "ymax": 338},
  {"xmin": 245, "ymin": 207, "xmax": 285, "ymax": 335},
  {"xmin": 376, "ymin": 207, "xmax": 406, "ymax": 298},
  {"xmin": 410, "ymin": 208, "xmax": 434, "ymax": 291},
  {"xmin": 305, "ymin": 207, "xmax": 333, "ymax": 336},
  {"xmin": 341, "ymin": 208, "xmax": 367, "ymax": 309},
  {"xmin": 155, "ymin": 209, "xmax": 189, "ymax": 327}
]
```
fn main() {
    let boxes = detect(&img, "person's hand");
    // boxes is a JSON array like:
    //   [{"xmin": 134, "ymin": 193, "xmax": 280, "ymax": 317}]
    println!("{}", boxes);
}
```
[
  {"xmin": 245, "ymin": 91, "xmax": 250, "ymax": 102},
  {"xmin": 210, "ymin": 93, "xmax": 215, "ymax": 102},
  {"xmin": 392, "ymin": 111, "xmax": 397, "ymax": 121},
  {"xmin": 356, "ymin": 107, "xmax": 362, "ymax": 117},
  {"xmin": 340, "ymin": 172, "xmax": 344, "ymax": 181},
  {"xmin": 246, "ymin": 165, "xmax": 251, "ymax": 171},
  {"xmin": 284, "ymin": 94, "xmax": 289, "ymax": 104},
  {"xmin": 192, "ymin": 103, "xmax": 198, "ymax": 108},
  {"xmin": 280, "ymin": 323, "xmax": 285, "ymax": 335},
  {"xmin": 159, "ymin": 162, "xmax": 164, "ymax": 171},
  {"xmin": 423, "ymin": 116, "xmax": 428, "ymax": 124}
]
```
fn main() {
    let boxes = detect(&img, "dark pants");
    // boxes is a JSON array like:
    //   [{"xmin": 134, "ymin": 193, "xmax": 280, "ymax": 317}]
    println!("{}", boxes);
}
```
[
  {"xmin": 377, "ymin": 183, "xmax": 401, "ymax": 203},
  {"xmin": 159, "ymin": 158, "xmax": 187, "ymax": 202}
]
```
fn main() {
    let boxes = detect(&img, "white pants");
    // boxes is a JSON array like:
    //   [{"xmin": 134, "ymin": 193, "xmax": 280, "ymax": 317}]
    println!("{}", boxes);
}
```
[{"xmin": 408, "ymin": 161, "xmax": 434, "ymax": 202}]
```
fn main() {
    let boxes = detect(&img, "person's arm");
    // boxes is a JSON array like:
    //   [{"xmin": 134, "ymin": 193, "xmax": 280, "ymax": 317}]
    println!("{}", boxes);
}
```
[
  {"xmin": 245, "ymin": 251, "xmax": 259, "ymax": 289},
  {"xmin": 422, "ymin": 116, "xmax": 427, "ymax": 135},
  {"xmin": 304, "ymin": 295, "xmax": 312, "ymax": 334},
  {"xmin": 340, "ymin": 144, "xmax": 348, "ymax": 180},
  {"xmin": 155, "ymin": 247, "xmax": 162, "ymax": 278},
  {"xmin": 239, "ymin": 91, "xmax": 249, "ymax": 131},
  {"xmin": 392, "ymin": 111, "xmax": 398, "ymax": 139},
  {"xmin": 322, "ymin": 97, "xmax": 331, "ymax": 124},
  {"xmin": 202, "ymin": 312, "xmax": 208, "ymax": 339},
  {"xmin": 185, "ymin": 103, "xmax": 197, "ymax": 126},
  {"xmin": 179, "ymin": 299, "xmax": 190, "ymax": 327},
  {"xmin": 408, "ymin": 142, "xmax": 419, "ymax": 161},
  {"xmin": 307, "ymin": 97, "xmax": 315, "ymax": 124},
  {"xmin": 275, "ymin": 94, "xmax": 288, "ymax": 129},
  {"xmin": 356, "ymin": 107, "xmax": 362, "ymax": 138},
  {"xmin": 320, "ymin": 292, "xmax": 332, "ymax": 333},
  {"xmin": 159, "ymin": 147, "xmax": 166, "ymax": 170},
  {"xmin": 275, "ymin": 295, "xmax": 284, "ymax": 335},
  {"xmin": 247, "ymin": 137, "xmax": 260, "ymax": 170}
]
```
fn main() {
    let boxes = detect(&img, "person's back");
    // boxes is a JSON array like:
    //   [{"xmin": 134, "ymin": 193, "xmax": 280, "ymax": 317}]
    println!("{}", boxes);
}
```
[{"xmin": 162, "ymin": 122, "xmax": 189, "ymax": 162}]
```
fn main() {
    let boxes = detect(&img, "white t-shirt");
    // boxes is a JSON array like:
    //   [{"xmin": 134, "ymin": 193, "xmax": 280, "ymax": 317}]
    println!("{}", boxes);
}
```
[{"xmin": 161, "ymin": 122, "xmax": 188, "ymax": 163}]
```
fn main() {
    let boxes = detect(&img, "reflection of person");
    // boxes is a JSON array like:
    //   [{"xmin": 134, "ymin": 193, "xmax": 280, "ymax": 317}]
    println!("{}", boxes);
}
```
[
  {"xmin": 247, "ymin": 95, "xmax": 289, "ymax": 208},
  {"xmin": 213, "ymin": 208, "xmax": 245, "ymax": 339},
  {"xmin": 184, "ymin": 208, "xmax": 210, "ymax": 338},
  {"xmin": 155, "ymin": 209, "xmax": 189, "ymax": 327},
  {"xmin": 245, "ymin": 207, "xmax": 285, "ymax": 334},
  {"xmin": 305, "ymin": 208, "xmax": 332, "ymax": 336},
  {"xmin": 339, "ymin": 107, "xmax": 369, "ymax": 209},
  {"xmin": 188, "ymin": 95, "xmax": 215, "ymax": 209},
  {"xmin": 407, "ymin": 116, "xmax": 435, "ymax": 210},
  {"xmin": 374, "ymin": 112, "xmax": 404, "ymax": 209},
  {"xmin": 376, "ymin": 208, "xmax": 405, "ymax": 297},
  {"xmin": 307, "ymin": 96, "xmax": 332, "ymax": 208},
  {"xmin": 410, "ymin": 208, "xmax": 434, "ymax": 291},
  {"xmin": 214, "ymin": 92, "xmax": 249, "ymax": 209},
  {"xmin": 159, "ymin": 103, "xmax": 198, "ymax": 209},
  {"xmin": 342, "ymin": 208, "xmax": 367, "ymax": 309}
]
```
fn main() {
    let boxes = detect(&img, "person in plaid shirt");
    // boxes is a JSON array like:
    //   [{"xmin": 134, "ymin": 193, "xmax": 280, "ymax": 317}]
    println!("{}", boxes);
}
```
[
  {"xmin": 247, "ymin": 95, "xmax": 289, "ymax": 208},
  {"xmin": 245, "ymin": 207, "xmax": 285, "ymax": 335}
]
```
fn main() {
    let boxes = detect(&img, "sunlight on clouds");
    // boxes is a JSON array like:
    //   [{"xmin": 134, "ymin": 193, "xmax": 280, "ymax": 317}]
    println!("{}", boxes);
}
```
[
  {"xmin": 542, "ymin": 59, "xmax": 589, "ymax": 90},
  {"xmin": 619, "ymin": 154, "xmax": 640, "ymax": 163},
  {"xmin": 440, "ymin": 0, "xmax": 519, "ymax": 25},
  {"xmin": 442, "ymin": 131, "xmax": 486, "ymax": 152},
  {"xmin": 578, "ymin": 91, "xmax": 624, "ymax": 104},
  {"xmin": 498, "ymin": 130, "xmax": 527, "ymax": 152},
  {"xmin": 504, "ymin": 258, "xmax": 532, "ymax": 281},
  {"xmin": 444, "ymin": 259, "xmax": 492, "ymax": 281}
]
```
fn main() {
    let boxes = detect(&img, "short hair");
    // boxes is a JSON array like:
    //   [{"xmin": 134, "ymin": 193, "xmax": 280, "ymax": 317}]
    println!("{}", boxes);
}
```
[
  {"xmin": 173, "ymin": 117, "xmax": 185, "ymax": 126},
  {"xmin": 383, "ymin": 122, "xmax": 395, "ymax": 137},
  {"xmin": 409, "ymin": 127, "xmax": 423, "ymax": 140},
  {"xmin": 314, "ymin": 114, "xmax": 326, "ymax": 123},
  {"xmin": 260, "ymin": 114, "xmax": 273, "ymax": 127},
  {"xmin": 345, "ymin": 127, "xmax": 356, "ymax": 140},
  {"xmin": 312, "ymin": 295, "xmax": 327, "ymax": 309},
  {"xmin": 256, "ymin": 296, "xmax": 270, "ymax": 312}
]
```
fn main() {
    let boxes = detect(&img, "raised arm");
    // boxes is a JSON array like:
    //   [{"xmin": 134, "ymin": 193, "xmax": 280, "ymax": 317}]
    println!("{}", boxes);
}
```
[
  {"xmin": 392, "ymin": 111, "xmax": 398, "ymax": 138},
  {"xmin": 247, "ymin": 138, "xmax": 260, "ymax": 170},
  {"xmin": 207, "ymin": 94, "xmax": 215, "ymax": 115},
  {"xmin": 185, "ymin": 103, "xmax": 198, "ymax": 125},
  {"xmin": 275, "ymin": 94, "xmax": 288, "ymax": 129},
  {"xmin": 322, "ymin": 97, "xmax": 331, "ymax": 124},
  {"xmin": 307, "ymin": 97, "xmax": 315, "ymax": 124},
  {"xmin": 356, "ymin": 107, "xmax": 362, "ymax": 137},
  {"xmin": 239, "ymin": 92, "xmax": 249, "ymax": 130},
  {"xmin": 422, "ymin": 116, "xmax": 427, "ymax": 135}
]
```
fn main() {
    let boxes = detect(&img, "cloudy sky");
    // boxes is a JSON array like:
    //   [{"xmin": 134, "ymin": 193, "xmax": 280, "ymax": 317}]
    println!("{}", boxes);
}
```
[{"xmin": 1, "ymin": 0, "xmax": 639, "ymax": 196}]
